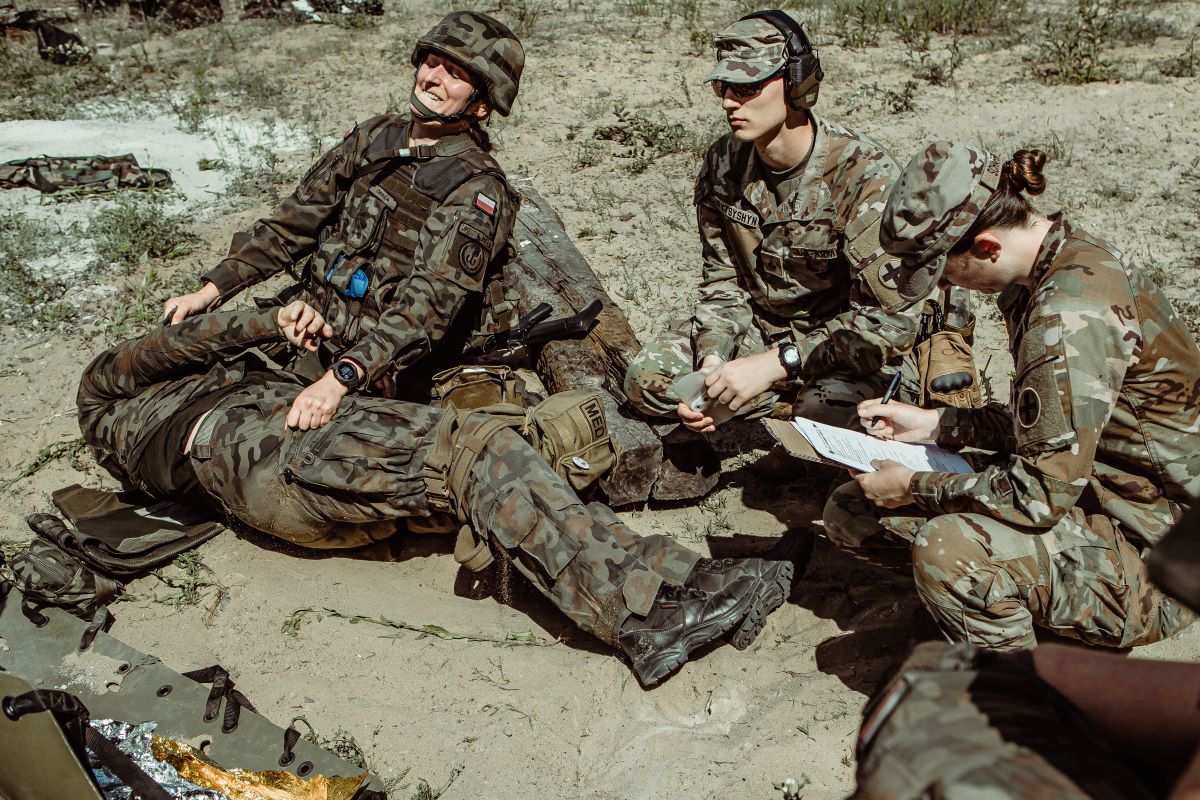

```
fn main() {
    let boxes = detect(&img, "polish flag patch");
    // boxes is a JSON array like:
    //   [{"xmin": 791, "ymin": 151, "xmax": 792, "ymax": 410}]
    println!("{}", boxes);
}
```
[{"xmin": 474, "ymin": 192, "xmax": 497, "ymax": 216}]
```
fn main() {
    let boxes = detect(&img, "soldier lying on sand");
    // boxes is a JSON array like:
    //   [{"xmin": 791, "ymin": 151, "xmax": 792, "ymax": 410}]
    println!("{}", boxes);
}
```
[{"xmin": 75, "ymin": 300, "xmax": 795, "ymax": 687}]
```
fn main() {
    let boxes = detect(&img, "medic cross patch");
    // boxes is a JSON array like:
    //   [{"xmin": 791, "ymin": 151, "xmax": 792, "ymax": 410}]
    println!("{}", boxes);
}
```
[{"xmin": 1017, "ymin": 386, "xmax": 1042, "ymax": 428}]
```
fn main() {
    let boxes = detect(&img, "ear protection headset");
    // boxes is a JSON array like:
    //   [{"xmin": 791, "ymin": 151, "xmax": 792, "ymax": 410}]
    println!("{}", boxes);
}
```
[{"xmin": 739, "ymin": 9, "xmax": 823, "ymax": 110}]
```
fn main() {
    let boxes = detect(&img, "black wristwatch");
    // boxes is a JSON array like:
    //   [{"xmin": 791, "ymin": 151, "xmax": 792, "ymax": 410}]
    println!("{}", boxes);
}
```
[
  {"xmin": 332, "ymin": 360, "xmax": 363, "ymax": 390},
  {"xmin": 777, "ymin": 342, "xmax": 802, "ymax": 382}
]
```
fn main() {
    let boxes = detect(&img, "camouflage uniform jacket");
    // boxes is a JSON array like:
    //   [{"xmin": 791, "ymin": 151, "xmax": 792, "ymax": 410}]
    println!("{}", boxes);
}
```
[
  {"xmin": 912, "ymin": 214, "xmax": 1200, "ymax": 546},
  {"xmin": 77, "ymin": 309, "xmax": 306, "ymax": 495},
  {"xmin": 202, "ymin": 111, "xmax": 519, "ymax": 385},
  {"xmin": 691, "ymin": 115, "xmax": 920, "ymax": 380}
]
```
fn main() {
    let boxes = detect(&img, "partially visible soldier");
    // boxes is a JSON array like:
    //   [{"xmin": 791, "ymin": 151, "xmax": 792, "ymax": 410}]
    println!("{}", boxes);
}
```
[
  {"xmin": 824, "ymin": 142, "xmax": 1200, "ymax": 650},
  {"xmin": 163, "ymin": 11, "xmax": 524, "ymax": 431},
  {"xmin": 76, "ymin": 300, "xmax": 795, "ymax": 687},
  {"xmin": 850, "ymin": 501, "xmax": 1200, "ymax": 800},
  {"xmin": 623, "ymin": 9, "xmax": 933, "ymax": 434}
]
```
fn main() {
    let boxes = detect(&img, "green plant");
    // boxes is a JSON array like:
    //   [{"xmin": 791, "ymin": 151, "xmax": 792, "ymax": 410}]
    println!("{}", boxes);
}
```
[
  {"xmin": 90, "ymin": 194, "xmax": 199, "ymax": 272},
  {"xmin": 0, "ymin": 212, "xmax": 74, "ymax": 328},
  {"xmin": 847, "ymin": 80, "xmax": 919, "ymax": 114},
  {"xmin": 1036, "ymin": 130, "xmax": 1074, "ymax": 166},
  {"xmin": 898, "ymin": 0, "xmax": 1026, "ymax": 36},
  {"xmin": 1172, "ymin": 298, "xmax": 1200, "ymax": 341},
  {"xmin": 150, "ymin": 550, "xmax": 224, "ymax": 608},
  {"xmin": 500, "ymin": 0, "xmax": 547, "ymax": 37},
  {"xmin": 170, "ymin": 68, "xmax": 217, "ymax": 133},
  {"xmin": 1159, "ymin": 37, "xmax": 1197, "ymax": 78},
  {"xmin": 833, "ymin": 0, "xmax": 893, "ymax": 48},
  {"xmin": 911, "ymin": 36, "xmax": 964, "ymax": 85},
  {"xmin": 1113, "ymin": 10, "xmax": 1179, "ymax": 45},
  {"xmin": 1036, "ymin": 0, "xmax": 1116, "ymax": 84},
  {"xmin": 592, "ymin": 104, "xmax": 707, "ymax": 173},
  {"xmin": 1095, "ymin": 180, "xmax": 1136, "ymax": 202},
  {"xmin": 0, "ymin": 37, "xmax": 130, "ymax": 121},
  {"xmin": 103, "ymin": 268, "xmax": 193, "ymax": 343}
]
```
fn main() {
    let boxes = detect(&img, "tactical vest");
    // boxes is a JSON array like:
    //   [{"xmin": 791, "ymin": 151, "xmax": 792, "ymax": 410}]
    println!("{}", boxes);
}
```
[{"xmin": 299, "ymin": 127, "xmax": 511, "ymax": 359}]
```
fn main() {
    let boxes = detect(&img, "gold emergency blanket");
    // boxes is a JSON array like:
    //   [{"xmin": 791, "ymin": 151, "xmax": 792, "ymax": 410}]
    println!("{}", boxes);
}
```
[{"xmin": 151, "ymin": 736, "xmax": 368, "ymax": 800}]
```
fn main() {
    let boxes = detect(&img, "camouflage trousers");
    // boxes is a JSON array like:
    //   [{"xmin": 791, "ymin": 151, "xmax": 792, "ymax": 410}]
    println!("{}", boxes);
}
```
[
  {"xmin": 184, "ymin": 391, "xmax": 698, "ymax": 646},
  {"xmin": 853, "ymin": 641, "xmax": 1156, "ymax": 800},
  {"xmin": 823, "ymin": 481, "xmax": 1194, "ymax": 650},
  {"xmin": 623, "ymin": 317, "xmax": 920, "ymax": 428}
]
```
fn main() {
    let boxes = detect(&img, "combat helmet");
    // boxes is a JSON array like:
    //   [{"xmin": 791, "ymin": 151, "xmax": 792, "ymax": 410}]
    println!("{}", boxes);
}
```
[{"xmin": 410, "ymin": 11, "xmax": 524, "ymax": 117}]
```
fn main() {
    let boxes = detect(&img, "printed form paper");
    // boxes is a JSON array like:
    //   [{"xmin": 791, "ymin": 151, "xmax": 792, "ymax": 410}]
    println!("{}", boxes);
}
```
[{"xmin": 791, "ymin": 417, "xmax": 973, "ymax": 474}]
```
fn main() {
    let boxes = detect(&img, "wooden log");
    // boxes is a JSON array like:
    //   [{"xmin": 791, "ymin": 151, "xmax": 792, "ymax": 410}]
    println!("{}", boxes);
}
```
[
  {"xmin": 506, "ymin": 182, "xmax": 663, "ymax": 505},
  {"xmin": 506, "ymin": 184, "xmax": 717, "ymax": 504}
]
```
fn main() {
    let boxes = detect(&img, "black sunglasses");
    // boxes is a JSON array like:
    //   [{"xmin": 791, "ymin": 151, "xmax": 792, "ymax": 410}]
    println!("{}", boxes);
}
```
[{"xmin": 710, "ymin": 74, "xmax": 778, "ymax": 98}]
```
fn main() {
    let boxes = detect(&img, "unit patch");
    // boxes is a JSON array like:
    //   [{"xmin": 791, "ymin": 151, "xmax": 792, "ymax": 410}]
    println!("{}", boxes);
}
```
[{"xmin": 459, "ymin": 243, "xmax": 485, "ymax": 274}]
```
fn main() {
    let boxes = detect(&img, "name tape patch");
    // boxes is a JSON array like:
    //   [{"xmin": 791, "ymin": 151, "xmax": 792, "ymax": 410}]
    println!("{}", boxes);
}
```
[
  {"xmin": 369, "ymin": 184, "xmax": 398, "ymax": 210},
  {"xmin": 711, "ymin": 197, "xmax": 760, "ymax": 227}
]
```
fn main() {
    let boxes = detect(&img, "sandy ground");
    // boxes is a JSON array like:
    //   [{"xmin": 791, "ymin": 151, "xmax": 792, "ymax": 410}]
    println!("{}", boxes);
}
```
[{"xmin": 3, "ymin": 0, "xmax": 1200, "ymax": 796}]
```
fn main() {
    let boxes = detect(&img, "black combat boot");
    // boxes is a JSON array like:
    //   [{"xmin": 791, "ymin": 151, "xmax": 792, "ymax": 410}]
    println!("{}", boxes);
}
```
[
  {"xmin": 686, "ymin": 557, "xmax": 794, "ymax": 650},
  {"xmin": 618, "ymin": 576, "xmax": 757, "ymax": 687}
]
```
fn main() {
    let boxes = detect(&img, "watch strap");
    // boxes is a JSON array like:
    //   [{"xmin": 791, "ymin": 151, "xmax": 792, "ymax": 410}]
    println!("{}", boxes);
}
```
[{"xmin": 777, "ymin": 343, "xmax": 801, "ymax": 382}]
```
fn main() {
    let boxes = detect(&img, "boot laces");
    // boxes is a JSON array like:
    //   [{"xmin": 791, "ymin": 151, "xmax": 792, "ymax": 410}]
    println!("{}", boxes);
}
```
[{"xmin": 659, "ymin": 584, "xmax": 708, "ymax": 603}]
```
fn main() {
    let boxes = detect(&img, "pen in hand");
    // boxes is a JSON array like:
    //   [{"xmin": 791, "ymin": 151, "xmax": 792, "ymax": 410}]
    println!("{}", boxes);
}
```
[{"xmin": 870, "ymin": 371, "xmax": 903, "ymax": 433}]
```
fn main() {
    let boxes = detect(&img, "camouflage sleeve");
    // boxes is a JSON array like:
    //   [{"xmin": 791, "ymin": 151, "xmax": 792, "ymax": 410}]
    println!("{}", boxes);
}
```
[
  {"xmin": 93, "ymin": 309, "xmax": 282, "ymax": 392},
  {"xmin": 337, "ymin": 174, "xmax": 515, "ymax": 383},
  {"xmin": 794, "ymin": 146, "xmax": 922, "ymax": 379},
  {"xmin": 202, "ymin": 126, "xmax": 365, "ymax": 303},
  {"xmin": 933, "ymin": 403, "xmax": 1017, "ymax": 452},
  {"xmin": 909, "ymin": 276, "xmax": 1138, "ymax": 527},
  {"xmin": 693, "ymin": 197, "xmax": 754, "ymax": 363}
]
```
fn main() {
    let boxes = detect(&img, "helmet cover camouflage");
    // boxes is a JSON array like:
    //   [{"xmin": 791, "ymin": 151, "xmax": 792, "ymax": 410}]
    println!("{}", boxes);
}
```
[
  {"xmin": 706, "ymin": 12, "xmax": 806, "ymax": 83},
  {"xmin": 881, "ymin": 141, "xmax": 1002, "ymax": 301},
  {"xmin": 411, "ymin": 11, "xmax": 524, "ymax": 116}
]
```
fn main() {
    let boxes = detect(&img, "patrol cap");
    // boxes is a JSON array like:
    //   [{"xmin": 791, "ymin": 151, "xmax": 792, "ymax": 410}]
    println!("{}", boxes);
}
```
[
  {"xmin": 880, "ymin": 141, "xmax": 1003, "ymax": 301},
  {"xmin": 412, "ymin": 11, "xmax": 524, "ymax": 116},
  {"xmin": 705, "ymin": 12, "xmax": 803, "ymax": 83}
]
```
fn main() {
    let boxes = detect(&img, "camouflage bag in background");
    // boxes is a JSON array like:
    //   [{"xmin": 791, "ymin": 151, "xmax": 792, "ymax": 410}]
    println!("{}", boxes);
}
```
[
  {"xmin": 0, "ymin": 154, "xmax": 171, "ymax": 197},
  {"xmin": 9, "ymin": 534, "xmax": 121, "ymax": 618}
]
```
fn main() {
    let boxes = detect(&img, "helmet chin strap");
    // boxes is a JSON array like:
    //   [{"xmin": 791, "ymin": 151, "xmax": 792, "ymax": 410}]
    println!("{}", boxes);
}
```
[{"xmin": 409, "ymin": 81, "xmax": 481, "ymax": 124}]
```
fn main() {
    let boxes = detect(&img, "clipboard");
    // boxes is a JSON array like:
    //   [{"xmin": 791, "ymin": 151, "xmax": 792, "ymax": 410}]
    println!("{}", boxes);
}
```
[{"xmin": 761, "ymin": 417, "xmax": 974, "ymax": 474}]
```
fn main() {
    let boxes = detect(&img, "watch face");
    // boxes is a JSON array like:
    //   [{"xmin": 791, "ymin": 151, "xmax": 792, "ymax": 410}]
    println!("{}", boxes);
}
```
[
  {"xmin": 335, "ymin": 362, "xmax": 358, "ymax": 385},
  {"xmin": 782, "ymin": 346, "xmax": 800, "ymax": 367}
]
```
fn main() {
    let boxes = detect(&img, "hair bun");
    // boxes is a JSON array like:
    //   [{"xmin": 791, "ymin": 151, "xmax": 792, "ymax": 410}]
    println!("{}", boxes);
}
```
[{"xmin": 1004, "ymin": 149, "xmax": 1048, "ymax": 196}]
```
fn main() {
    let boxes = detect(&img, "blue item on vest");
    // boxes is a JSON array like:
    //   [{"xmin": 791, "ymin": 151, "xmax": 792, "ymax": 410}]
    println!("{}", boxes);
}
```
[
  {"xmin": 325, "ymin": 252, "xmax": 346, "ymax": 284},
  {"xmin": 345, "ymin": 268, "xmax": 369, "ymax": 299}
]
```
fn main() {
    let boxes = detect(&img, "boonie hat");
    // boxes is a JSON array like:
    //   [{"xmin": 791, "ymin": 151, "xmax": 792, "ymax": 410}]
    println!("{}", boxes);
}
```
[
  {"xmin": 880, "ymin": 141, "xmax": 1002, "ymax": 301},
  {"xmin": 705, "ymin": 12, "xmax": 802, "ymax": 84}
]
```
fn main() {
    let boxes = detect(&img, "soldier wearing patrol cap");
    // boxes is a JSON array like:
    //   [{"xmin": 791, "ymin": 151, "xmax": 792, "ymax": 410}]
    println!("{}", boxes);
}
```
[
  {"xmin": 823, "ymin": 141, "xmax": 1200, "ymax": 651},
  {"xmin": 163, "ymin": 11, "xmax": 524, "ymax": 430},
  {"xmin": 623, "ymin": 9, "xmax": 934, "ymax": 434}
]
